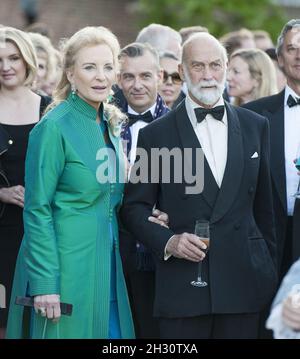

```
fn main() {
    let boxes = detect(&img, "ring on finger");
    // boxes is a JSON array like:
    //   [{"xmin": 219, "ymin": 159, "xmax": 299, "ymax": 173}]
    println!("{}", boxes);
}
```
[{"xmin": 39, "ymin": 307, "xmax": 46, "ymax": 315}]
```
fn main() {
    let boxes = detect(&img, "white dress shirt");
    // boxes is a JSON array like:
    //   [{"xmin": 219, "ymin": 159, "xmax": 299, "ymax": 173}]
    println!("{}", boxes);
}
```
[
  {"xmin": 185, "ymin": 93, "xmax": 228, "ymax": 187},
  {"xmin": 164, "ymin": 94, "xmax": 228, "ymax": 260},
  {"xmin": 127, "ymin": 103, "xmax": 156, "ymax": 166},
  {"xmin": 284, "ymin": 86, "xmax": 300, "ymax": 215}
]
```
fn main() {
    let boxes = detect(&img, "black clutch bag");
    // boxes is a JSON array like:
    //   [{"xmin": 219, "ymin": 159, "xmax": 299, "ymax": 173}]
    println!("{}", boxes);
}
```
[{"xmin": 15, "ymin": 296, "xmax": 73, "ymax": 316}]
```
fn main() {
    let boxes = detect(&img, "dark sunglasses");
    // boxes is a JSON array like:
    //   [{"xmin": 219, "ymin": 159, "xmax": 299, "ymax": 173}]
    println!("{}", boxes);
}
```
[{"xmin": 163, "ymin": 70, "xmax": 182, "ymax": 84}]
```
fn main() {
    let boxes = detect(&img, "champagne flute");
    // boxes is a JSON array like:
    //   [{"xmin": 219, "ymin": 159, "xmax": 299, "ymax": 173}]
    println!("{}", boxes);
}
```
[
  {"xmin": 191, "ymin": 220, "xmax": 210, "ymax": 287},
  {"xmin": 294, "ymin": 143, "xmax": 300, "ymax": 198}
]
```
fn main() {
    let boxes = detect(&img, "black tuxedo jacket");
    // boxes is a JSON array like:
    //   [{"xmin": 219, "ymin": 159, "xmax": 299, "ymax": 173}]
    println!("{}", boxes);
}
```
[
  {"xmin": 121, "ymin": 100, "xmax": 277, "ymax": 318},
  {"xmin": 244, "ymin": 90, "xmax": 300, "ymax": 269}
]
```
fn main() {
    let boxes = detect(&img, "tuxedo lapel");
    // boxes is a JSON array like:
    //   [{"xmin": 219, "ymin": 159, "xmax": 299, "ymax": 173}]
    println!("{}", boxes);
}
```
[
  {"xmin": 263, "ymin": 91, "xmax": 287, "ymax": 212},
  {"xmin": 175, "ymin": 102, "xmax": 219, "ymax": 208},
  {"xmin": 210, "ymin": 103, "xmax": 244, "ymax": 224}
]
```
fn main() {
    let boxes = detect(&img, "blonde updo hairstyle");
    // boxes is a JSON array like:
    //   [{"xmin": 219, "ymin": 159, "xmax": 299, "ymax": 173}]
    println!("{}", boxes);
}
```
[{"xmin": 49, "ymin": 26, "xmax": 125, "ymax": 128}]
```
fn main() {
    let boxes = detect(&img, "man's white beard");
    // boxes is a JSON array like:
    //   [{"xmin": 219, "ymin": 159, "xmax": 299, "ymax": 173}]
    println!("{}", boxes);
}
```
[{"xmin": 184, "ymin": 68, "xmax": 226, "ymax": 106}]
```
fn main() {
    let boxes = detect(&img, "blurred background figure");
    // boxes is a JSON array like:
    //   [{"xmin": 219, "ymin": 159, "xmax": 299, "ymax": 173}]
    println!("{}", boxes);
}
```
[
  {"xmin": 158, "ymin": 51, "xmax": 185, "ymax": 109},
  {"xmin": 25, "ymin": 22, "xmax": 54, "ymax": 40},
  {"xmin": 47, "ymin": 48, "xmax": 62, "ymax": 96},
  {"xmin": 243, "ymin": 18, "xmax": 300, "ymax": 281},
  {"xmin": 136, "ymin": 23, "xmax": 182, "ymax": 59},
  {"xmin": 253, "ymin": 30, "xmax": 274, "ymax": 51},
  {"xmin": 266, "ymin": 257, "xmax": 300, "ymax": 338},
  {"xmin": 20, "ymin": 0, "xmax": 38, "ymax": 26},
  {"xmin": 220, "ymin": 28, "xmax": 256, "ymax": 58},
  {"xmin": 179, "ymin": 25, "xmax": 208, "ymax": 44},
  {"xmin": 28, "ymin": 32, "xmax": 58, "ymax": 96},
  {"xmin": 265, "ymin": 47, "xmax": 287, "ymax": 92},
  {"xmin": 238, "ymin": 28, "xmax": 256, "ymax": 49},
  {"xmin": 227, "ymin": 48, "xmax": 278, "ymax": 106},
  {"xmin": 220, "ymin": 31, "xmax": 243, "ymax": 58}
]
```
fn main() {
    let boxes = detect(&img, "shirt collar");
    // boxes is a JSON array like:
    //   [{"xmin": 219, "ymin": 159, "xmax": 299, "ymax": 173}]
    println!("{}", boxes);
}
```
[
  {"xmin": 285, "ymin": 85, "xmax": 300, "ymax": 108},
  {"xmin": 127, "ymin": 102, "xmax": 156, "ymax": 116}
]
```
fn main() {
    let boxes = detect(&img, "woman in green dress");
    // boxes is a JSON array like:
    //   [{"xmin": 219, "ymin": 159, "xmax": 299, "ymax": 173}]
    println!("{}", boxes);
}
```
[{"xmin": 6, "ymin": 26, "xmax": 135, "ymax": 339}]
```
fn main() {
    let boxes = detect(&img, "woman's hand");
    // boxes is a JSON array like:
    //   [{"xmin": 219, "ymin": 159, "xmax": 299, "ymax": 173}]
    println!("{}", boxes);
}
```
[
  {"xmin": 282, "ymin": 293, "xmax": 300, "ymax": 331},
  {"xmin": 148, "ymin": 208, "xmax": 169, "ymax": 228},
  {"xmin": 0, "ymin": 185, "xmax": 24, "ymax": 207},
  {"xmin": 34, "ymin": 294, "xmax": 61, "ymax": 322}
]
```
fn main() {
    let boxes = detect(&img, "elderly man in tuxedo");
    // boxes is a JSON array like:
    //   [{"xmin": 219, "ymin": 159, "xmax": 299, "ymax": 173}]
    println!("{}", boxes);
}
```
[
  {"xmin": 244, "ymin": 19, "xmax": 300, "ymax": 279},
  {"xmin": 121, "ymin": 32, "xmax": 277, "ymax": 339}
]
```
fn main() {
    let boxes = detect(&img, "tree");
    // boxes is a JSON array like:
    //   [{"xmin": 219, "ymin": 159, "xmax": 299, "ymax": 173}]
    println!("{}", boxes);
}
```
[{"xmin": 136, "ymin": 0, "xmax": 287, "ymax": 41}]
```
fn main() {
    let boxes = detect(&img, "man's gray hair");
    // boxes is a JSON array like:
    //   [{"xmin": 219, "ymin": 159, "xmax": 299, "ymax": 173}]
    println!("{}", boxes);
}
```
[
  {"xmin": 119, "ymin": 42, "xmax": 160, "ymax": 70},
  {"xmin": 159, "ymin": 51, "xmax": 180, "ymax": 62},
  {"xmin": 276, "ymin": 19, "xmax": 300, "ymax": 56},
  {"xmin": 136, "ymin": 23, "xmax": 181, "ymax": 55}
]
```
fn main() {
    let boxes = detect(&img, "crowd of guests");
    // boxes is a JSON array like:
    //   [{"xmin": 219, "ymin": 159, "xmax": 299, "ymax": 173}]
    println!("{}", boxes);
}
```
[{"xmin": 0, "ymin": 18, "xmax": 300, "ymax": 339}]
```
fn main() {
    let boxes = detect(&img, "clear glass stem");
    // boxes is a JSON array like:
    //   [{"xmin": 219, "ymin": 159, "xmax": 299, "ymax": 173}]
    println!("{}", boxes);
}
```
[
  {"xmin": 294, "ymin": 181, "xmax": 300, "ymax": 197},
  {"xmin": 197, "ymin": 260, "xmax": 203, "ymax": 282}
]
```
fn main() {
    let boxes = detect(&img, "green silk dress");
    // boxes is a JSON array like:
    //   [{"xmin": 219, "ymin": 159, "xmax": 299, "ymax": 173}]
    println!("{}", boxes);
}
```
[{"xmin": 6, "ymin": 94, "xmax": 135, "ymax": 339}]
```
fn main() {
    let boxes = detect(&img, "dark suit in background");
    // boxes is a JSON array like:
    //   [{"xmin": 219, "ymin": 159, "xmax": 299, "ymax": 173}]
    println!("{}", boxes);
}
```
[{"xmin": 244, "ymin": 90, "xmax": 300, "ymax": 278}]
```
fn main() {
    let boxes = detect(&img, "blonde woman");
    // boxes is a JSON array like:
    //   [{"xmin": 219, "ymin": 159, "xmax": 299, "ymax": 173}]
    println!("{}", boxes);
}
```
[
  {"xmin": 6, "ymin": 26, "xmax": 135, "ymax": 339},
  {"xmin": 28, "ymin": 32, "xmax": 57, "ymax": 96},
  {"xmin": 227, "ymin": 48, "xmax": 278, "ymax": 106},
  {"xmin": 0, "ymin": 26, "xmax": 50, "ymax": 337}
]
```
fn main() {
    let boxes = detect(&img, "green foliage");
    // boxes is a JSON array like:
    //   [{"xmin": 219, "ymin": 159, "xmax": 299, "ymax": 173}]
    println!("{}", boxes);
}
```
[{"xmin": 137, "ymin": 0, "xmax": 287, "ymax": 41}]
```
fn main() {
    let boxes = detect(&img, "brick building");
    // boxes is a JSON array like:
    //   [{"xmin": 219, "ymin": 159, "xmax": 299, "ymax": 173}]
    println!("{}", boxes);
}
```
[{"xmin": 0, "ymin": 0, "xmax": 139, "ymax": 48}]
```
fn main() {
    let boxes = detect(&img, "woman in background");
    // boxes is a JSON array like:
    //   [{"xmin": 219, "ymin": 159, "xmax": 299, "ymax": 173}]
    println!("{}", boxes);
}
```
[
  {"xmin": 0, "ymin": 26, "xmax": 50, "ymax": 338},
  {"xmin": 158, "ymin": 51, "xmax": 185, "ymax": 109},
  {"xmin": 28, "ymin": 32, "xmax": 58, "ymax": 96},
  {"xmin": 227, "ymin": 48, "xmax": 278, "ymax": 106}
]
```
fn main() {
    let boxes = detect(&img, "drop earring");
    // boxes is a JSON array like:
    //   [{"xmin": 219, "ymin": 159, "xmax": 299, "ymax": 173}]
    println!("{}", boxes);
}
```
[{"xmin": 71, "ymin": 84, "xmax": 77, "ymax": 99}]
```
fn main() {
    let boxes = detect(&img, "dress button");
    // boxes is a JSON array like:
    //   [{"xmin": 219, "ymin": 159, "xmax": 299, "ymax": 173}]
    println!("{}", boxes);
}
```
[
  {"xmin": 248, "ymin": 187, "xmax": 254, "ymax": 194},
  {"xmin": 234, "ymin": 223, "xmax": 240, "ymax": 230},
  {"xmin": 8, "ymin": 139, "xmax": 13, "ymax": 145}
]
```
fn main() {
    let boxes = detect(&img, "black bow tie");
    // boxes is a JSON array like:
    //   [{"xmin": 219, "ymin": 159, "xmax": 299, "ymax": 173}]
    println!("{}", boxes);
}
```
[
  {"xmin": 127, "ymin": 111, "xmax": 153, "ymax": 127},
  {"xmin": 194, "ymin": 106, "xmax": 224, "ymax": 123},
  {"xmin": 287, "ymin": 94, "xmax": 300, "ymax": 108}
]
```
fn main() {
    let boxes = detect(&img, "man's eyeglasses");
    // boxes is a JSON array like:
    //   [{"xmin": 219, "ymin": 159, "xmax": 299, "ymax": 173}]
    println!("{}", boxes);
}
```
[{"xmin": 163, "ymin": 70, "xmax": 182, "ymax": 85}]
